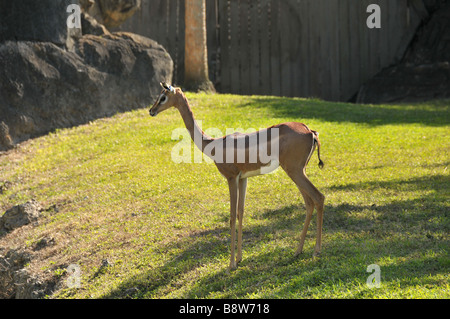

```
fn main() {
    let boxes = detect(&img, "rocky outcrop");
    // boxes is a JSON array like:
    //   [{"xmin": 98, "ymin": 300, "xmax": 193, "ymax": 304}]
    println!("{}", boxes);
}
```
[
  {"xmin": 80, "ymin": 0, "xmax": 141, "ymax": 28},
  {"xmin": 357, "ymin": 2, "xmax": 450, "ymax": 103},
  {"xmin": 0, "ymin": 199, "xmax": 61, "ymax": 299},
  {"xmin": 0, "ymin": 247, "xmax": 56, "ymax": 299},
  {"xmin": 0, "ymin": 0, "xmax": 173, "ymax": 151},
  {"xmin": 0, "ymin": 0, "xmax": 80, "ymax": 47},
  {"xmin": 0, "ymin": 200, "xmax": 42, "ymax": 232},
  {"xmin": 0, "ymin": 33, "xmax": 173, "ymax": 150},
  {"xmin": 0, "ymin": 249, "xmax": 34, "ymax": 299}
]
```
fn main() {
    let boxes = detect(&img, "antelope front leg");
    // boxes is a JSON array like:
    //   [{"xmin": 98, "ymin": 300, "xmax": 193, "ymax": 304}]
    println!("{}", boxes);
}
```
[
  {"xmin": 236, "ymin": 178, "xmax": 248, "ymax": 264},
  {"xmin": 228, "ymin": 177, "xmax": 239, "ymax": 270}
]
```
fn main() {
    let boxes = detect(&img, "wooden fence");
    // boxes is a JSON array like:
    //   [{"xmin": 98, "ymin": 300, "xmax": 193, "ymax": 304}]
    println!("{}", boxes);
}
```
[{"xmin": 116, "ymin": 0, "xmax": 423, "ymax": 101}]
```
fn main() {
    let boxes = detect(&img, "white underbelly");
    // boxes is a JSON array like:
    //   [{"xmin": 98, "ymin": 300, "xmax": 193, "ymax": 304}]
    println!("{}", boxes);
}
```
[{"xmin": 240, "ymin": 159, "xmax": 279, "ymax": 179}]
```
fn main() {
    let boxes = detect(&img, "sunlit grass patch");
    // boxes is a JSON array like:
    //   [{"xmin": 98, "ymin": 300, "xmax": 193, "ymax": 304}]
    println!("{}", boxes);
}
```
[{"xmin": 0, "ymin": 93, "xmax": 448, "ymax": 299}]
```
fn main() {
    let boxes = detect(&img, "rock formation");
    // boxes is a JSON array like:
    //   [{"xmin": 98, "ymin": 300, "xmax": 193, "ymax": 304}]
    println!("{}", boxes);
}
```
[
  {"xmin": 80, "ymin": 0, "xmax": 141, "ymax": 28},
  {"xmin": 0, "ymin": 200, "xmax": 42, "ymax": 232},
  {"xmin": 0, "ymin": 0, "xmax": 173, "ymax": 151}
]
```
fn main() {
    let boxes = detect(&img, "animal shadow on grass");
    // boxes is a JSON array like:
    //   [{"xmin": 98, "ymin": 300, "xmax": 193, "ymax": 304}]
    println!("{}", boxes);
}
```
[
  {"xmin": 102, "ymin": 205, "xmax": 313, "ymax": 298},
  {"xmin": 103, "ymin": 175, "xmax": 448, "ymax": 298}
]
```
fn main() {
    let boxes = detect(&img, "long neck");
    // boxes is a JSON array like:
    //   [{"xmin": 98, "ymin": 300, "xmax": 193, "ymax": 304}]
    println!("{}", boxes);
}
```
[{"xmin": 177, "ymin": 95, "xmax": 213, "ymax": 152}]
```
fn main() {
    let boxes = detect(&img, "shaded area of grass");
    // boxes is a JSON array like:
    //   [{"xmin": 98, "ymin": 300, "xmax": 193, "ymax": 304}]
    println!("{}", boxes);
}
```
[{"xmin": 242, "ymin": 97, "xmax": 450, "ymax": 126}]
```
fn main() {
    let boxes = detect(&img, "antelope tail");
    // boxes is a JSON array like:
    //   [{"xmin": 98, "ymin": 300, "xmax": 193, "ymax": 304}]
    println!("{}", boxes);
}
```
[{"xmin": 311, "ymin": 130, "xmax": 324, "ymax": 169}]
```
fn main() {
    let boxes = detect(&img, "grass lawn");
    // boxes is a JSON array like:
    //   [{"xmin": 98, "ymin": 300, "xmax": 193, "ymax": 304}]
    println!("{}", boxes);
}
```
[{"xmin": 0, "ymin": 93, "xmax": 449, "ymax": 299}]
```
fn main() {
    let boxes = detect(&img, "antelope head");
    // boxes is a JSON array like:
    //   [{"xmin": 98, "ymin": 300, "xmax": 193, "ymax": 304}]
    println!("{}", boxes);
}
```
[{"xmin": 149, "ymin": 82, "xmax": 178, "ymax": 117}]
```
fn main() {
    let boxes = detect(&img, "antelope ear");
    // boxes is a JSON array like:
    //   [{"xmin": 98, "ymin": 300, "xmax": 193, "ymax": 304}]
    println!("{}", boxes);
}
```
[
  {"xmin": 160, "ymin": 82, "xmax": 169, "ymax": 89},
  {"xmin": 161, "ymin": 82, "xmax": 175, "ymax": 93}
]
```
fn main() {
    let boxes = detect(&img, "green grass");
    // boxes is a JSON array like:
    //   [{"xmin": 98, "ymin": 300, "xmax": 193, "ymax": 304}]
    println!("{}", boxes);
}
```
[{"xmin": 0, "ymin": 93, "xmax": 449, "ymax": 299}]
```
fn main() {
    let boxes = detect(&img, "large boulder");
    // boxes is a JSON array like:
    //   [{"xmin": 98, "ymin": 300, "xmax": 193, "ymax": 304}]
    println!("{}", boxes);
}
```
[
  {"xmin": 0, "ymin": 1, "xmax": 173, "ymax": 150},
  {"xmin": 0, "ymin": 0, "xmax": 80, "ymax": 46},
  {"xmin": 357, "ymin": 2, "xmax": 450, "ymax": 103}
]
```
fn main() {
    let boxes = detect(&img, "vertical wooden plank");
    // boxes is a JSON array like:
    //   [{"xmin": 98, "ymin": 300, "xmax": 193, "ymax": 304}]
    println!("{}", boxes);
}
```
[
  {"xmin": 368, "ymin": 0, "xmax": 382, "ymax": 82},
  {"xmin": 298, "ymin": 0, "xmax": 309, "ymax": 97},
  {"xmin": 243, "ymin": 0, "xmax": 251, "ymax": 95},
  {"xmin": 320, "ymin": 0, "xmax": 329, "ymax": 99},
  {"xmin": 279, "ymin": 1, "xmax": 292, "ymax": 97},
  {"xmin": 359, "ymin": 0, "xmax": 370, "ymax": 84},
  {"xmin": 176, "ymin": 0, "xmax": 184, "ymax": 86},
  {"xmin": 319, "ymin": 0, "xmax": 332, "ymax": 100},
  {"xmin": 389, "ymin": 0, "xmax": 406, "ymax": 64},
  {"xmin": 180, "ymin": 0, "xmax": 186, "ymax": 86},
  {"xmin": 213, "ymin": 0, "xmax": 221, "ymax": 87},
  {"xmin": 146, "ymin": 0, "xmax": 154, "ymax": 37},
  {"xmin": 249, "ymin": 0, "xmax": 261, "ymax": 95},
  {"xmin": 229, "ymin": 0, "xmax": 241, "ymax": 94},
  {"xmin": 309, "ymin": 0, "xmax": 321, "ymax": 98},
  {"xmin": 154, "ymin": 0, "xmax": 167, "ymax": 49},
  {"xmin": 148, "ymin": 0, "xmax": 158, "ymax": 38},
  {"xmin": 338, "ymin": 0, "xmax": 351, "ymax": 100},
  {"xmin": 167, "ymin": 0, "xmax": 176, "ymax": 84},
  {"xmin": 365, "ymin": 0, "xmax": 373, "ymax": 82},
  {"xmin": 380, "ymin": 0, "xmax": 391, "ymax": 68},
  {"xmin": 347, "ymin": 0, "xmax": 361, "ymax": 100},
  {"xmin": 318, "ymin": 0, "xmax": 326, "ymax": 99},
  {"xmin": 219, "ymin": 0, "xmax": 231, "ymax": 93},
  {"xmin": 206, "ymin": 0, "xmax": 218, "ymax": 86},
  {"xmin": 270, "ymin": 0, "xmax": 281, "ymax": 96},
  {"xmin": 328, "ymin": 0, "xmax": 340, "ymax": 101},
  {"xmin": 387, "ymin": 0, "xmax": 397, "ymax": 62},
  {"xmin": 259, "ymin": 0, "xmax": 271, "ymax": 95},
  {"xmin": 238, "ymin": 0, "xmax": 251, "ymax": 94},
  {"xmin": 164, "ymin": 0, "xmax": 170, "ymax": 50},
  {"xmin": 308, "ymin": 0, "xmax": 316, "ymax": 98},
  {"xmin": 327, "ymin": 0, "xmax": 336, "ymax": 100},
  {"xmin": 289, "ymin": 0, "xmax": 302, "ymax": 97}
]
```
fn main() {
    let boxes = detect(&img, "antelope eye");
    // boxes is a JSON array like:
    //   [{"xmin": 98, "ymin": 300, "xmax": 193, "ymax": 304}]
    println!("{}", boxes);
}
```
[{"xmin": 160, "ymin": 95, "xmax": 168, "ymax": 104}]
